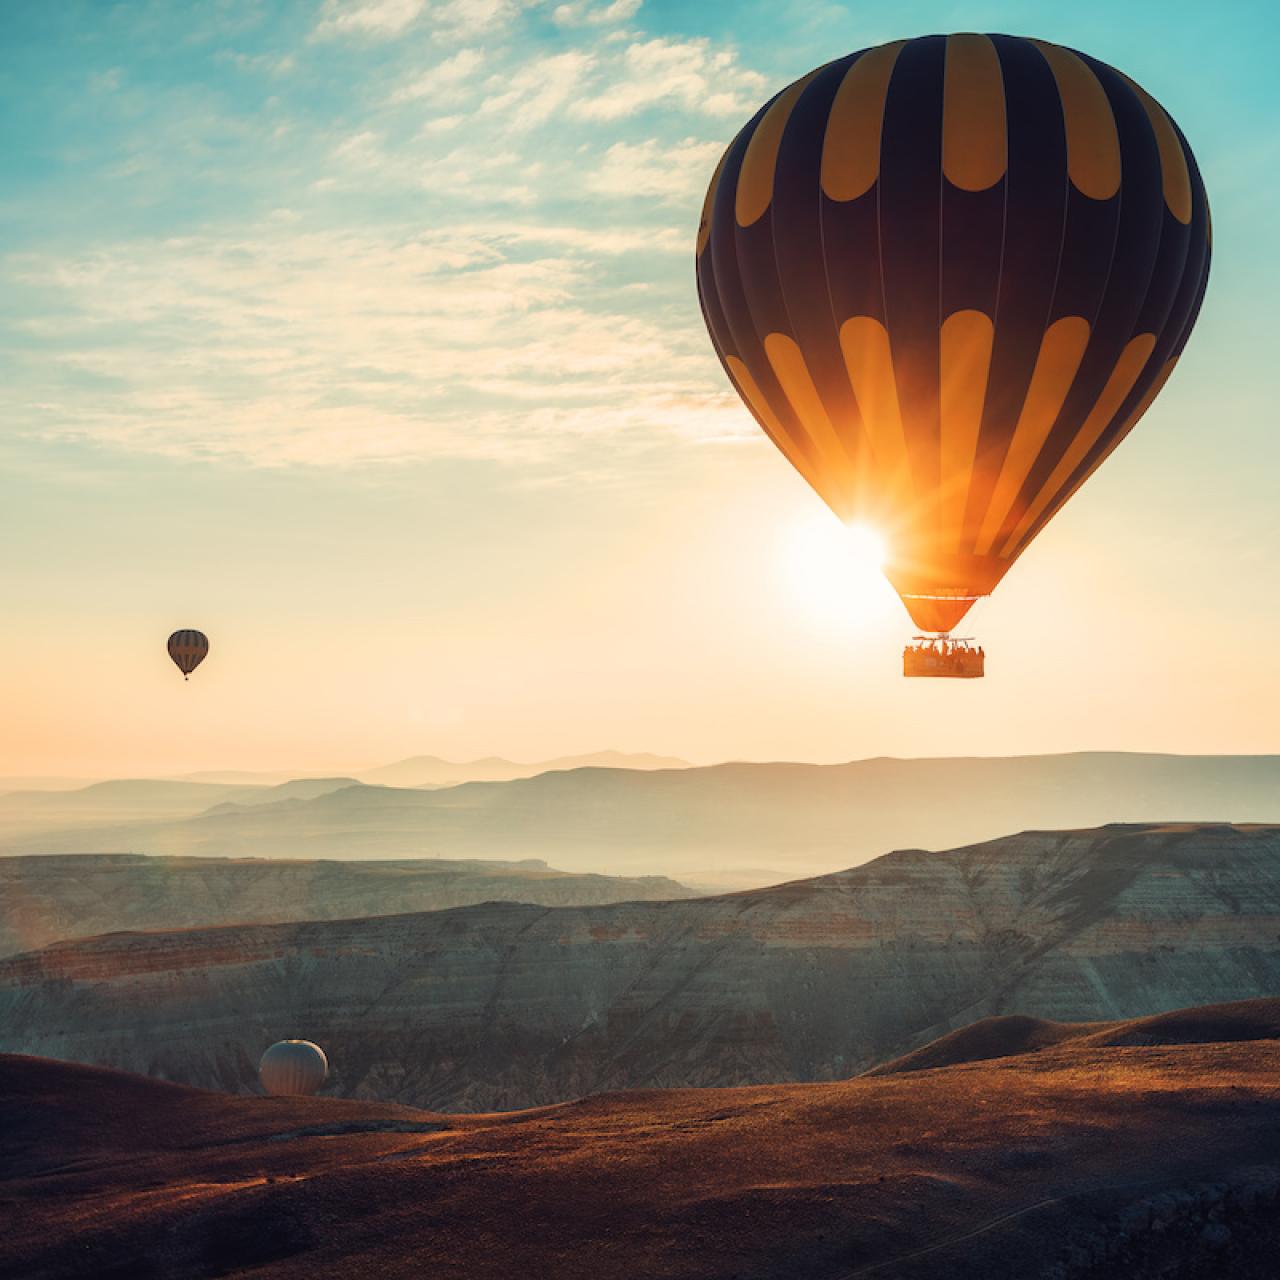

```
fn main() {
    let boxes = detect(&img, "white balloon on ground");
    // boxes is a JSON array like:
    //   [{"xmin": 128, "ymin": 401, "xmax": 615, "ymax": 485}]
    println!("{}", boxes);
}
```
[{"xmin": 259, "ymin": 1040, "xmax": 328, "ymax": 1096}]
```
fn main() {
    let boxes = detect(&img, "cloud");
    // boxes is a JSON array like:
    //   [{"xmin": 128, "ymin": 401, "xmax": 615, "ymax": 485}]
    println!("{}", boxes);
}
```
[
  {"xmin": 421, "ymin": 113, "xmax": 466, "ymax": 133},
  {"xmin": 217, "ymin": 50, "xmax": 297, "ymax": 75},
  {"xmin": 586, "ymin": 137, "xmax": 724, "ymax": 202},
  {"xmin": 430, "ymin": 35, "xmax": 764, "ymax": 129},
  {"xmin": 551, "ymin": 0, "xmax": 642, "ymax": 27},
  {"xmin": 433, "ymin": 0, "xmax": 528, "ymax": 36},
  {"xmin": 572, "ymin": 37, "xmax": 767, "ymax": 120},
  {"xmin": 314, "ymin": 0, "xmax": 533, "ymax": 41},
  {"xmin": 313, "ymin": 0, "xmax": 426, "ymax": 40},
  {"xmin": 4, "ymin": 222, "xmax": 721, "ymax": 467},
  {"xmin": 393, "ymin": 48, "xmax": 484, "ymax": 103},
  {"xmin": 6, "ymin": 1, "xmax": 768, "ymax": 475},
  {"xmin": 479, "ymin": 50, "xmax": 593, "ymax": 127},
  {"xmin": 89, "ymin": 68, "xmax": 123, "ymax": 92}
]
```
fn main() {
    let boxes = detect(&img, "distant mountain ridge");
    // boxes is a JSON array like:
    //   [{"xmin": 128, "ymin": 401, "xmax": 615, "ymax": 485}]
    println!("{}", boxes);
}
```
[
  {"xmin": 5, "ymin": 822, "xmax": 1279, "ymax": 1112},
  {"xmin": 357, "ymin": 750, "xmax": 690, "ymax": 788},
  {"xmin": 8, "ymin": 751, "xmax": 1280, "ymax": 879},
  {"xmin": 0, "ymin": 776, "xmax": 360, "ymax": 841},
  {"xmin": 0, "ymin": 853, "xmax": 694, "ymax": 957}
]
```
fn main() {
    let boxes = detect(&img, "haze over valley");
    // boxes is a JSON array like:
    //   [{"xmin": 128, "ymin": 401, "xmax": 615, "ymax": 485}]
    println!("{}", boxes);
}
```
[{"xmin": 7, "ymin": 751, "xmax": 1280, "ymax": 884}]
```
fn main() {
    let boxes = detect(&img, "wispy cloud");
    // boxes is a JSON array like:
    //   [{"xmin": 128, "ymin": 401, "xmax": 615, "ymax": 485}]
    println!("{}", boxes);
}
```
[
  {"xmin": 572, "ymin": 37, "xmax": 766, "ymax": 119},
  {"xmin": 217, "ymin": 50, "xmax": 297, "ymax": 75},
  {"xmin": 551, "ymin": 0, "xmax": 643, "ymax": 28},
  {"xmin": 313, "ymin": 0, "xmax": 427, "ymax": 40},
  {"xmin": 479, "ymin": 51, "xmax": 594, "ymax": 127},
  {"xmin": 314, "ymin": 0, "xmax": 536, "ymax": 41},
  {"xmin": 587, "ymin": 137, "xmax": 724, "ymax": 201},
  {"xmin": 3, "ymin": 0, "xmax": 768, "ymax": 471},
  {"xmin": 393, "ymin": 48, "xmax": 485, "ymax": 103},
  {"xmin": 4, "ymin": 221, "xmax": 725, "ymax": 466}
]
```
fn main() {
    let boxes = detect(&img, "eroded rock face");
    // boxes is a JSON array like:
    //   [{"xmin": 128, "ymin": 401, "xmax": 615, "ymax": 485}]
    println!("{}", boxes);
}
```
[
  {"xmin": 2, "ymin": 824, "xmax": 1279, "ymax": 1111},
  {"xmin": 0, "ymin": 853, "xmax": 694, "ymax": 956}
]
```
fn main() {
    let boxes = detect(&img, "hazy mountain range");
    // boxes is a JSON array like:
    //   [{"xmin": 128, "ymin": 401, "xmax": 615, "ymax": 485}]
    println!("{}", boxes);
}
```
[
  {"xmin": 7, "ymin": 999, "xmax": 1280, "ymax": 1279},
  {"xmin": 0, "ymin": 750, "xmax": 690, "ymax": 796},
  {"xmin": 0, "ymin": 777, "xmax": 358, "ymax": 840},
  {"xmin": 6, "ymin": 752, "xmax": 1280, "ymax": 882},
  {"xmin": 4, "ymin": 822, "xmax": 1278, "ymax": 1112},
  {"xmin": 0, "ymin": 853, "xmax": 693, "ymax": 957},
  {"xmin": 357, "ymin": 750, "xmax": 690, "ymax": 788}
]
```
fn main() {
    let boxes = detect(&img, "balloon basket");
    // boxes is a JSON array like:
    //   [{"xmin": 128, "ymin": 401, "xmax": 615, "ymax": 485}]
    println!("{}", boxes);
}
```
[{"xmin": 903, "ymin": 635, "xmax": 984, "ymax": 679}]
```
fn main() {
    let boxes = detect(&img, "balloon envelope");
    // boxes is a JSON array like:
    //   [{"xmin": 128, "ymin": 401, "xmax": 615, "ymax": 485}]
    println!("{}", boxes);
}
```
[
  {"xmin": 167, "ymin": 629, "xmax": 209, "ymax": 679},
  {"xmin": 259, "ymin": 1039, "xmax": 328, "ymax": 1097},
  {"xmin": 697, "ymin": 33, "xmax": 1210, "ymax": 632}
]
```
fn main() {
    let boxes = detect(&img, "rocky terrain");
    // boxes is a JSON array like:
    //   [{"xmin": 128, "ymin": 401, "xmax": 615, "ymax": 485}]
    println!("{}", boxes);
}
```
[
  {"xmin": 5, "ymin": 999, "xmax": 1280, "ymax": 1279},
  {"xmin": 0, "ymin": 853, "xmax": 694, "ymax": 957},
  {"xmin": 3, "ymin": 823, "xmax": 1279, "ymax": 1111},
  {"xmin": 7, "ymin": 753, "xmax": 1280, "ymax": 878}
]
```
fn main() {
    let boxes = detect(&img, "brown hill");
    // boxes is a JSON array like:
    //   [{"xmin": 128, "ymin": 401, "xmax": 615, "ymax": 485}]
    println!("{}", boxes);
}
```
[
  {"xmin": 3, "ymin": 823, "xmax": 1280, "ymax": 1111},
  {"xmin": 863, "ymin": 1014, "xmax": 1104, "ymax": 1076},
  {"xmin": 866, "ymin": 998, "xmax": 1280, "ymax": 1076},
  {"xmin": 4, "ymin": 1006, "xmax": 1280, "ymax": 1279}
]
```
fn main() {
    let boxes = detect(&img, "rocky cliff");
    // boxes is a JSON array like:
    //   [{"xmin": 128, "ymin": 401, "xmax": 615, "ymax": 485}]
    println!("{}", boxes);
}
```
[
  {"xmin": 0, "ymin": 852, "xmax": 694, "ymax": 956},
  {"xmin": 3, "ymin": 823, "xmax": 1279, "ymax": 1111}
]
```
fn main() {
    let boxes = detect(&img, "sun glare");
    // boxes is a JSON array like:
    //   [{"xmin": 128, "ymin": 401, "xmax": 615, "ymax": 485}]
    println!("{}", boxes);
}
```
[{"xmin": 780, "ymin": 512, "xmax": 896, "ymax": 630}]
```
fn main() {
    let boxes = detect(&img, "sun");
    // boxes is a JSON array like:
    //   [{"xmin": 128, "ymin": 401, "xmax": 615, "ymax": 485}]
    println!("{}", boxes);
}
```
[{"xmin": 779, "ymin": 511, "xmax": 896, "ymax": 630}]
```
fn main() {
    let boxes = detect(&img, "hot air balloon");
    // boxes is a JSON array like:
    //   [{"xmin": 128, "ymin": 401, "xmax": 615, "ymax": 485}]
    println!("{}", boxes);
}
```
[
  {"xmin": 259, "ymin": 1040, "xmax": 328, "ymax": 1097},
  {"xmin": 167, "ymin": 629, "xmax": 208, "ymax": 681},
  {"xmin": 697, "ymin": 34, "xmax": 1210, "ymax": 677}
]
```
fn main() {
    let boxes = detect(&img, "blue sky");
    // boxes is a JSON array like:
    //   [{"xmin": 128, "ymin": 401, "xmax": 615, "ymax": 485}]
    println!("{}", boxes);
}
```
[{"xmin": 2, "ymin": 0, "xmax": 1279, "ymax": 774}]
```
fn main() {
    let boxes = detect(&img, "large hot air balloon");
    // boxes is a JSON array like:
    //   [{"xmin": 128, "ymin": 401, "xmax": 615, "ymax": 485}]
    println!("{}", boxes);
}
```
[
  {"xmin": 167, "ymin": 629, "xmax": 208, "ymax": 681},
  {"xmin": 697, "ymin": 34, "xmax": 1210, "ymax": 677},
  {"xmin": 259, "ymin": 1040, "xmax": 328, "ymax": 1097}
]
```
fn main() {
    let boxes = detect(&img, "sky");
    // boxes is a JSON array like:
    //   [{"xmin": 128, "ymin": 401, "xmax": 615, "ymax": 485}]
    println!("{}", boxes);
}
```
[{"xmin": 2, "ymin": 0, "xmax": 1279, "ymax": 778}]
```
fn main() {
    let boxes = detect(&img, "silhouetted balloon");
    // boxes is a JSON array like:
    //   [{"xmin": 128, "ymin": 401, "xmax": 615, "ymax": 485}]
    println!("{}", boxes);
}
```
[
  {"xmin": 697, "ymin": 34, "xmax": 1210, "ymax": 634},
  {"xmin": 167, "ymin": 630, "xmax": 208, "ymax": 681},
  {"xmin": 259, "ymin": 1040, "xmax": 328, "ymax": 1097}
]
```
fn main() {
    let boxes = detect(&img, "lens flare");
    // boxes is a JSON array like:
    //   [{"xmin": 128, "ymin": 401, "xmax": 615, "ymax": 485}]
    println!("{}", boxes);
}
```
[{"xmin": 780, "ymin": 513, "xmax": 896, "ymax": 630}]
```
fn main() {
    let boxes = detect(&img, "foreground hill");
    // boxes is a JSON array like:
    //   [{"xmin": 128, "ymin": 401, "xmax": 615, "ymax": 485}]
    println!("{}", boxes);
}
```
[
  {"xmin": 7, "ymin": 752, "xmax": 1280, "ymax": 878},
  {"xmin": 0, "ymin": 853, "xmax": 694, "ymax": 957},
  {"xmin": 866, "ymin": 997, "xmax": 1280, "ymax": 1077},
  {"xmin": 5, "ymin": 1002, "xmax": 1280, "ymax": 1279},
  {"xmin": 3, "ymin": 823, "xmax": 1279, "ymax": 1111}
]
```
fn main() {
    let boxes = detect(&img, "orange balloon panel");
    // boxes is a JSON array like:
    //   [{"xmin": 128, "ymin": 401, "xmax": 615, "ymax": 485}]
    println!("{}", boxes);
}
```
[{"xmin": 697, "ymin": 34, "xmax": 1210, "ymax": 632}]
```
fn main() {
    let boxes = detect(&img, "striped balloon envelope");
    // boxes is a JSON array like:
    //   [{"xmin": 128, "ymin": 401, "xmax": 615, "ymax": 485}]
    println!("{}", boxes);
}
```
[
  {"xmin": 259, "ymin": 1040, "xmax": 329, "ymax": 1097},
  {"xmin": 697, "ymin": 33, "xmax": 1210, "ymax": 638},
  {"xmin": 167, "ymin": 629, "xmax": 209, "ymax": 680}
]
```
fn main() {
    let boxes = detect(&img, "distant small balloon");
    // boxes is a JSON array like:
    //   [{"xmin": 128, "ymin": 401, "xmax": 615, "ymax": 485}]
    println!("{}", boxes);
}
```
[
  {"xmin": 167, "ymin": 629, "xmax": 209, "ymax": 681},
  {"xmin": 259, "ymin": 1040, "xmax": 328, "ymax": 1097}
]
